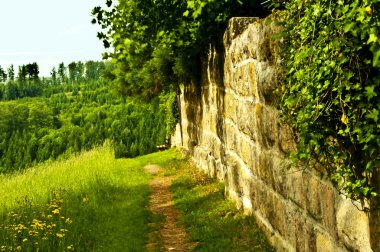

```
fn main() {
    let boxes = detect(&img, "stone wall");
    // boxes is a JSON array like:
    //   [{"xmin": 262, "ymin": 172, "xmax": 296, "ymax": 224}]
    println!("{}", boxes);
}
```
[{"xmin": 172, "ymin": 16, "xmax": 376, "ymax": 252}]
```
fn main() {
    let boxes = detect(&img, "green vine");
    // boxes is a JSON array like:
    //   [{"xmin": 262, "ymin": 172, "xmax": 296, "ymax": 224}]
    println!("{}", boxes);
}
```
[{"xmin": 280, "ymin": 0, "xmax": 380, "ymax": 201}]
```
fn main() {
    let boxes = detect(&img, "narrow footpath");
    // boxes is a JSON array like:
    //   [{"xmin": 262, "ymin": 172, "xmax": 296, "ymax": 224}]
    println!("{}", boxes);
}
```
[{"xmin": 144, "ymin": 165, "xmax": 196, "ymax": 252}]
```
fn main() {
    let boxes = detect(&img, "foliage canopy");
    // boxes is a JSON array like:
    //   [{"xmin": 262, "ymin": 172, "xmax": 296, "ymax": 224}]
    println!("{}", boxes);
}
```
[{"xmin": 92, "ymin": 0, "xmax": 267, "ymax": 97}]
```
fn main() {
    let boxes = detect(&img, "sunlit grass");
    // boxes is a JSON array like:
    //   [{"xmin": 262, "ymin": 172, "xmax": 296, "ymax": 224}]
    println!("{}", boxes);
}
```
[
  {"xmin": 171, "ymin": 162, "xmax": 275, "ymax": 252},
  {"xmin": 0, "ymin": 146, "xmax": 274, "ymax": 251},
  {"xmin": 0, "ymin": 144, "xmax": 175, "ymax": 251}
]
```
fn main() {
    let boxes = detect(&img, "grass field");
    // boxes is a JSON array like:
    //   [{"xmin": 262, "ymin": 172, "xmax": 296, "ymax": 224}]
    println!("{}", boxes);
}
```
[
  {"xmin": 0, "ymin": 146, "xmax": 274, "ymax": 251},
  {"xmin": 0, "ymin": 144, "xmax": 154, "ymax": 251}
]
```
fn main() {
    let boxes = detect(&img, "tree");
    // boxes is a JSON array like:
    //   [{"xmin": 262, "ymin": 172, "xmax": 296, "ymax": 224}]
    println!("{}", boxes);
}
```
[
  {"xmin": 25, "ymin": 62, "xmax": 39, "ymax": 81},
  {"xmin": 17, "ymin": 65, "xmax": 27, "ymax": 98},
  {"xmin": 28, "ymin": 102, "xmax": 53, "ymax": 129},
  {"xmin": 58, "ymin": 62, "xmax": 67, "ymax": 84},
  {"xmin": 92, "ymin": 0, "xmax": 266, "ymax": 97},
  {"xmin": 0, "ymin": 65, "xmax": 7, "ymax": 82},
  {"xmin": 68, "ymin": 62, "xmax": 78, "ymax": 84},
  {"xmin": 51, "ymin": 67, "xmax": 57, "ymax": 85},
  {"xmin": 7, "ymin": 65, "xmax": 15, "ymax": 81},
  {"xmin": 85, "ymin": 61, "xmax": 104, "ymax": 80},
  {"xmin": 77, "ymin": 61, "xmax": 85, "ymax": 82}
]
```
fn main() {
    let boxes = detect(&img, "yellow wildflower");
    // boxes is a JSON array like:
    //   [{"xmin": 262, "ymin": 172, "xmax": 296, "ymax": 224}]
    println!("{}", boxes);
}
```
[
  {"xmin": 47, "ymin": 215, "xmax": 53, "ymax": 219},
  {"xmin": 52, "ymin": 209, "xmax": 60, "ymax": 215},
  {"xmin": 17, "ymin": 224, "xmax": 26, "ymax": 230},
  {"xmin": 65, "ymin": 218, "xmax": 73, "ymax": 224},
  {"xmin": 22, "ymin": 238, "xmax": 28, "ymax": 243},
  {"xmin": 16, "ymin": 246, "xmax": 21, "ymax": 251},
  {"xmin": 56, "ymin": 233, "xmax": 65, "ymax": 238},
  {"xmin": 29, "ymin": 230, "xmax": 38, "ymax": 236},
  {"xmin": 82, "ymin": 197, "xmax": 88, "ymax": 203},
  {"xmin": 67, "ymin": 245, "xmax": 74, "ymax": 251}
]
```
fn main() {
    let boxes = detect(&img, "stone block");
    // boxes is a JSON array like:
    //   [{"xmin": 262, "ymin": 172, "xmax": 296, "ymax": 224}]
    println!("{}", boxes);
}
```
[
  {"xmin": 254, "ymin": 183, "xmax": 271, "ymax": 221},
  {"xmin": 271, "ymin": 155, "xmax": 288, "ymax": 196},
  {"xmin": 207, "ymin": 155, "xmax": 217, "ymax": 178},
  {"xmin": 336, "ymin": 198, "xmax": 371, "ymax": 251},
  {"xmin": 225, "ymin": 123, "xmax": 237, "ymax": 152},
  {"xmin": 257, "ymin": 149, "xmax": 275, "ymax": 190},
  {"xmin": 225, "ymin": 155, "xmax": 242, "ymax": 197},
  {"xmin": 284, "ymin": 204, "xmax": 299, "ymax": 248},
  {"xmin": 286, "ymin": 169, "xmax": 306, "ymax": 208},
  {"xmin": 279, "ymin": 123, "xmax": 297, "ymax": 154},
  {"xmin": 232, "ymin": 66, "xmax": 252, "ymax": 97},
  {"xmin": 319, "ymin": 183, "xmax": 337, "ymax": 239},
  {"xmin": 316, "ymin": 231, "xmax": 338, "ymax": 252},
  {"xmin": 239, "ymin": 138, "xmax": 255, "ymax": 171},
  {"xmin": 304, "ymin": 172, "xmax": 322, "ymax": 221},
  {"xmin": 294, "ymin": 213, "xmax": 307, "ymax": 252},
  {"xmin": 236, "ymin": 102, "xmax": 253, "ymax": 136},
  {"xmin": 223, "ymin": 17, "xmax": 259, "ymax": 48},
  {"xmin": 256, "ymin": 61, "xmax": 279, "ymax": 105},
  {"xmin": 248, "ymin": 179, "xmax": 259, "ymax": 211},
  {"xmin": 305, "ymin": 221, "xmax": 317, "ymax": 252},
  {"xmin": 255, "ymin": 104, "xmax": 278, "ymax": 149},
  {"xmin": 270, "ymin": 195, "xmax": 286, "ymax": 237},
  {"xmin": 247, "ymin": 61, "xmax": 259, "ymax": 99},
  {"xmin": 224, "ymin": 92, "xmax": 237, "ymax": 123}
]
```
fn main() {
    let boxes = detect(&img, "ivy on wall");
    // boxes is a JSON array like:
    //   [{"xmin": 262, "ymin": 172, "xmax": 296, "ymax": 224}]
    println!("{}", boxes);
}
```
[{"xmin": 279, "ymin": 0, "xmax": 380, "ymax": 201}]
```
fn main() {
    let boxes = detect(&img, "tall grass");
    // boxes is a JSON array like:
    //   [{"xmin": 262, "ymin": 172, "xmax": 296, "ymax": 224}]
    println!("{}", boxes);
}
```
[
  {"xmin": 0, "ymin": 146, "xmax": 274, "ymax": 251},
  {"xmin": 0, "ymin": 144, "xmax": 156, "ymax": 251},
  {"xmin": 171, "ymin": 162, "xmax": 275, "ymax": 252}
]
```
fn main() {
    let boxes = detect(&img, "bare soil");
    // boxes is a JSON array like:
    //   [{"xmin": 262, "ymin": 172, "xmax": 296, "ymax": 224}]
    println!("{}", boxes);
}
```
[{"xmin": 144, "ymin": 165, "xmax": 196, "ymax": 252}]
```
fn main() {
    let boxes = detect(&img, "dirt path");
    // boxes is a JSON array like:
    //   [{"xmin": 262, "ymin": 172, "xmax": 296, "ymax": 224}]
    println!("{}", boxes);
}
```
[{"xmin": 144, "ymin": 165, "xmax": 196, "ymax": 252}]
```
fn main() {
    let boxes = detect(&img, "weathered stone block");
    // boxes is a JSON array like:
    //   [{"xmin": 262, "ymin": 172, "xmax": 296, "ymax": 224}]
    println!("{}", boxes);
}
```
[
  {"xmin": 271, "ymin": 155, "xmax": 288, "ymax": 195},
  {"xmin": 224, "ymin": 17, "xmax": 259, "ymax": 48},
  {"xmin": 305, "ymin": 220, "xmax": 317, "ymax": 252},
  {"xmin": 224, "ymin": 91, "xmax": 238, "ymax": 123},
  {"xmin": 224, "ymin": 154, "xmax": 241, "ymax": 196},
  {"xmin": 286, "ymin": 169, "xmax": 306, "ymax": 208},
  {"xmin": 255, "ymin": 104, "xmax": 278, "ymax": 149},
  {"xmin": 236, "ymin": 102, "xmax": 253, "ymax": 136},
  {"xmin": 284, "ymin": 204, "xmax": 299, "ymax": 248},
  {"xmin": 238, "ymin": 137, "xmax": 255, "ymax": 172},
  {"xmin": 316, "ymin": 231, "xmax": 337, "ymax": 252},
  {"xmin": 262, "ymin": 189, "xmax": 275, "ymax": 223},
  {"xmin": 270, "ymin": 195, "xmax": 286, "ymax": 237},
  {"xmin": 257, "ymin": 149, "xmax": 275, "ymax": 190},
  {"xmin": 336, "ymin": 198, "xmax": 371, "ymax": 251},
  {"xmin": 225, "ymin": 123, "xmax": 238, "ymax": 152},
  {"xmin": 319, "ymin": 183, "xmax": 337, "ymax": 239},
  {"xmin": 256, "ymin": 61, "xmax": 279, "ymax": 105},
  {"xmin": 279, "ymin": 123, "xmax": 296, "ymax": 154},
  {"xmin": 295, "ymin": 216, "xmax": 307, "ymax": 251},
  {"xmin": 304, "ymin": 172, "xmax": 323, "ymax": 221}
]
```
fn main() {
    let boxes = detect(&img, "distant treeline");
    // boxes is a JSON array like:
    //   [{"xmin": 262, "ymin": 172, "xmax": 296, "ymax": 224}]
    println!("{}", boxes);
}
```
[
  {"xmin": 0, "ymin": 61, "xmax": 176, "ymax": 173},
  {"xmin": 0, "ymin": 61, "xmax": 104, "ymax": 100}
]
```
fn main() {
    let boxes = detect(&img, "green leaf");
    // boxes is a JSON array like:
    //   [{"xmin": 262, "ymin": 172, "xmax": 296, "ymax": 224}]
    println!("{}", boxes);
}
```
[
  {"xmin": 366, "ymin": 109, "xmax": 379, "ymax": 122},
  {"xmin": 365, "ymin": 85, "xmax": 377, "ymax": 100},
  {"xmin": 368, "ymin": 33, "xmax": 378, "ymax": 44}
]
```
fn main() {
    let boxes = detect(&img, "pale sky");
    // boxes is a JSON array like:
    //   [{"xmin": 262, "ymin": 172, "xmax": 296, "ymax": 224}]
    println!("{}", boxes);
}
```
[{"xmin": 0, "ymin": 0, "xmax": 108, "ymax": 77}]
